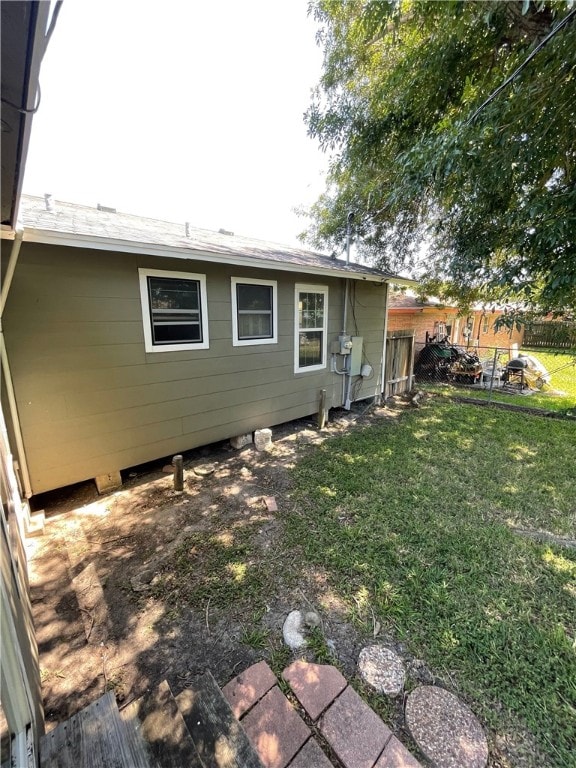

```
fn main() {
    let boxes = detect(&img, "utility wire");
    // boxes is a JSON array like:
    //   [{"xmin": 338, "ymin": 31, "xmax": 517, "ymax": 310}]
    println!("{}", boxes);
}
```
[{"xmin": 466, "ymin": 6, "xmax": 576, "ymax": 126}]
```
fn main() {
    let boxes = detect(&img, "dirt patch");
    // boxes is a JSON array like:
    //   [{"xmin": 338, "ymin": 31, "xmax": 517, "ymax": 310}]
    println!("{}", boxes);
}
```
[{"xmin": 28, "ymin": 409, "xmax": 390, "ymax": 727}]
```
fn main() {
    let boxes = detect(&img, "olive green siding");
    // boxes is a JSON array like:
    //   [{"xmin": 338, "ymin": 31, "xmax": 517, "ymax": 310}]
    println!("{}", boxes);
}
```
[{"xmin": 3, "ymin": 243, "xmax": 387, "ymax": 493}]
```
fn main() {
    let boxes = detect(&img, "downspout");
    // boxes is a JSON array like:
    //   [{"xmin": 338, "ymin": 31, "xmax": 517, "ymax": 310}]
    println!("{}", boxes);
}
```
[{"xmin": 0, "ymin": 226, "xmax": 33, "ymax": 498}]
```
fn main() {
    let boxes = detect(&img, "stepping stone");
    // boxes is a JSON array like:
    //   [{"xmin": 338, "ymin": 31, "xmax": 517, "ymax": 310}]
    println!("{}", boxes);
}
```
[
  {"xmin": 283, "ymin": 660, "xmax": 347, "ymax": 721},
  {"xmin": 374, "ymin": 736, "xmax": 422, "ymax": 767},
  {"xmin": 405, "ymin": 686, "xmax": 488, "ymax": 768},
  {"xmin": 241, "ymin": 686, "xmax": 311, "ymax": 768},
  {"xmin": 288, "ymin": 738, "xmax": 333, "ymax": 768},
  {"xmin": 357, "ymin": 645, "xmax": 406, "ymax": 697},
  {"xmin": 222, "ymin": 660, "xmax": 277, "ymax": 719},
  {"xmin": 319, "ymin": 685, "xmax": 392, "ymax": 768}
]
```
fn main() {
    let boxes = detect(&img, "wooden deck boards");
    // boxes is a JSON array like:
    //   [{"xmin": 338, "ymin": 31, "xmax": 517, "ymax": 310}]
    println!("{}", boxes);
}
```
[
  {"xmin": 176, "ymin": 671, "xmax": 264, "ymax": 768},
  {"xmin": 40, "ymin": 691, "xmax": 151, "ymax": 768},
  {"xmin": 121, "ymin": 680, "xmax": 203, "ymax": 768}
]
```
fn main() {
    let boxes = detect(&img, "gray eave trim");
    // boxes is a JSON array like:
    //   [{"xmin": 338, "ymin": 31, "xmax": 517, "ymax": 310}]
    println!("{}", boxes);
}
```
[{"xmin": 22, "ymin": 228, "xmax": 407, "ymax": 284}]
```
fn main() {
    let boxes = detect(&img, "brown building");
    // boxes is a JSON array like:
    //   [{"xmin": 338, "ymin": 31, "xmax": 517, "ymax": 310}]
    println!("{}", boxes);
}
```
[{"xmin": 387, "ymin": 292, "xmax": 524, "ymax": 351}]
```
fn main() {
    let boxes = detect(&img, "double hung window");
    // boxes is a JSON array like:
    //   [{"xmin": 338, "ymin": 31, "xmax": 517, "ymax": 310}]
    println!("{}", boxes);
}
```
[
  {"xmin": 138, "ymin": 268, "xmax": 209, "ymax": 352},
  {"xmin": 231, "ymin": 278, "xmax": 277, "ymax": 346}
]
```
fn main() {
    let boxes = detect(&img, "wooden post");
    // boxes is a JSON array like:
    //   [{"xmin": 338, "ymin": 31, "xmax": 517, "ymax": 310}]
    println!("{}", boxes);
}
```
[
  {"xmin": 318, "ymin": 389, "xmax": 327, "ymax": 429},
  {"xmin": 173, "ymin": 455, "xmax": 184, "ymax": 491}
]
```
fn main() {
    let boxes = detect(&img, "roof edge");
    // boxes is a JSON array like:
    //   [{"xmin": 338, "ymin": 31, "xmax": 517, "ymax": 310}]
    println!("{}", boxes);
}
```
[{"xmin": 22, "ymin": 228, "xmax": 404, "ymax": 283}]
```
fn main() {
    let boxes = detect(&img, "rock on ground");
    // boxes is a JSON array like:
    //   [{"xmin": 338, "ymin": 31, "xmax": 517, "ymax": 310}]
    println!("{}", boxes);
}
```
[{"xmin": 283, "ymin": 610, "xmax": 306, "ymax": 650}]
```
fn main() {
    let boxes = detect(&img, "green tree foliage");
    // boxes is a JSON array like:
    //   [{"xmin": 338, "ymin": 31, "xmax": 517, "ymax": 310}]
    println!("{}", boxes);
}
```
[{"xmin": 304, "ymin": 0, "xmax": 576, "ymax": 315}]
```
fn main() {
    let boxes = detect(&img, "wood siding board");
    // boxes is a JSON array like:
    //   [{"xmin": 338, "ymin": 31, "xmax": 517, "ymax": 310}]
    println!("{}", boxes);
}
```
[
  {"xmin": 23, "ymin": 364, "xmax": 297, "ymax": 436},
  {"xmin": 30, "ymin": 401, "xmax": 324, "ymax": 493},
  {"xmin": 13, "ymin": 349, "xmax": 297, "ymax": 399},
  {"xmin": 6, "ymin": 343, "xmax": 147, "ymax": 372},
  {"xmin": 7, "ymin": 322, "xmax": 145, "ymax": 347},
  {"xmin": 5, "ymin": 246, "xmax": 387, "ymax": 493}
]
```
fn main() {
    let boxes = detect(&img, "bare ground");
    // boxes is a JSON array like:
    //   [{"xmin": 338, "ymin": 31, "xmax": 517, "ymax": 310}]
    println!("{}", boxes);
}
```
[
  {"xmin": 27, "ymin": 402, "xmax": 544, "ymax": 767},
  {"xmin": 28, "ymin": 410, "xmax": 379, "ymax": 725}
]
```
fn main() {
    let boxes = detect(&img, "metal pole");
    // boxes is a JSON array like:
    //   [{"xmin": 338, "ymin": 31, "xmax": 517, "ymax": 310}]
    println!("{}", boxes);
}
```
[{"xmin": 488, "ymin": 347, "xmax": 498, "ymax": 403}]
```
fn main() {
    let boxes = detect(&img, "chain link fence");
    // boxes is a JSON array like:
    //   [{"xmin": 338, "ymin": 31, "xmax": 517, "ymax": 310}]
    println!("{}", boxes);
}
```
[{"xmin": 412, "ymin": 340, "xmax": 547, "ymax": 394}]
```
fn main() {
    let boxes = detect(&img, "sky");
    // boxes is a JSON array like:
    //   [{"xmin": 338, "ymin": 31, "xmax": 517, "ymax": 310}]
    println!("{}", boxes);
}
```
[{"xmin": 23, "ymin": 0, "xmax": 331, "ymax": 247}]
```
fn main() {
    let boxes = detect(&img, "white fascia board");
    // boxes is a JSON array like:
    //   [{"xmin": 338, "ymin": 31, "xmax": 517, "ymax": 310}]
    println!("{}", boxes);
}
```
[
  {"xmin": 385, "ymin": 276, "xmax": 419, "ymax": 288},
  {"xmin": 21, "ymin": 228, "xmax": 390, "ymax": 284}
]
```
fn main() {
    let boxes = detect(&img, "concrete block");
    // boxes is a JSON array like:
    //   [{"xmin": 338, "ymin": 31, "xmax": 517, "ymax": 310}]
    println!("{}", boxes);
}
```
[
  {"xmin": 254, "ymin": 428, "xmax": 272, "ymax": 451},
  {"xmin": 230, "ymin": 433, "xmax": 253, "ymax": 450},
  {"xmin": 94, "ymin": 470, "xmax": 122, "ymax": 494},
  {"xmin": 25, "ymin": 510, "xmax": 45, "ymax": 538}
]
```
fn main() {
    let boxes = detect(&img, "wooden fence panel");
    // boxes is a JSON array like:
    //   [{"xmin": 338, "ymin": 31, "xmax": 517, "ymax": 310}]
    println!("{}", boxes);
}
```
[
  {"xmin": 524, "ymin": 322, "xmax": 576, "ymax": 349},
  {"xmin": 385, "ymin": 330, "xmax": 415, "ymax": 397}
]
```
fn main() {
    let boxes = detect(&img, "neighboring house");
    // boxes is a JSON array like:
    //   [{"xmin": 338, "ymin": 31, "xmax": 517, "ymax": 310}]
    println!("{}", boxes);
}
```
[
  {"xmin": 387, "ymin": 292, "xmax": 524, "ymax": 350},
  {"xmin": 2, "ymin": 195, "xmax": 411, "ymax": 496}
]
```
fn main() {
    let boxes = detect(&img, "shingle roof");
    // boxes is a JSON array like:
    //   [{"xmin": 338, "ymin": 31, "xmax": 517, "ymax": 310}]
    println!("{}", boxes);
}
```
[
  {"xmin": 20, "ymin": 195, "xmax": 411, "ymax": 284},
  {"xmin": 388, "ymin": 292, "xmax": 448, "ymax": 310}
]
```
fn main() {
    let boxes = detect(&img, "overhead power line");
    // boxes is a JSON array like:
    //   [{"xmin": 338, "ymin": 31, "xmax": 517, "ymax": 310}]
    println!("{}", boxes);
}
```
[{"xmin": 466, "ymin": 6, "xmax": 576, "ymax": 126}]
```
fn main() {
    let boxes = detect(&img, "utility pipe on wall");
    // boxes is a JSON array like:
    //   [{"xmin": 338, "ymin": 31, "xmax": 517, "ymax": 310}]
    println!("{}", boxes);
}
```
[
  {"xmin": 1, "ymin": 226, "xmax": 33, "ymax": 498},
  {"xmin": 0, "ymin": 226, "xmax": 24, "ymax": 317},
  {"xmin": 341, "ymin": 211, "xmax": 355, "ymax": 409},
  {"xmin": 0, "ymin": 334, "xmax": 32, "ymax": 499}
]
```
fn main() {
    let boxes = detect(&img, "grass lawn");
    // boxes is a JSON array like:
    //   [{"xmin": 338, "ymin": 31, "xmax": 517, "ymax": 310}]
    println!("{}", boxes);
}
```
[{"xmin": 284, "ymin": 401, "xmax": 576, "ymax": 766}]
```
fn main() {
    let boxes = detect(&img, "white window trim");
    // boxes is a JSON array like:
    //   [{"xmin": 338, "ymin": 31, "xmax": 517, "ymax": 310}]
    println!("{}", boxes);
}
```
[
  {"xmin": 138, "ymin": 268, "xmax": 209, "ymax": 353},
  {"xmin": 231, "ymin": 277, "xmax": 278, "ymax": 347},
  {"xmin": 294, "ymin": 284, "xmax": 328, "ymax": 373}
]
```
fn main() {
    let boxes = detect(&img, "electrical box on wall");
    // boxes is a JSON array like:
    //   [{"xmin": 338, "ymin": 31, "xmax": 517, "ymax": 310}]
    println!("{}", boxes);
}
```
[
  {"xmin": 350, "ymin": 336, "xmax": 363, "ymax": 376},
  {"xmin": 338, "ymin": 334, "xmax": 353, "ymax": 355}
]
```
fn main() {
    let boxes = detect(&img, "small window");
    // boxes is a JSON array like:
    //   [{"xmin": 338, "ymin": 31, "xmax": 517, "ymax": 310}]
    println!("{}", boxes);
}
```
[
  {"xmin": 231, "ymin": 277, "xmax": 277, "ymax": 346},
  {"xmin": 295, "ymin": 284, "xmax": 328, "ymax": 372},
  {"xmin": 482, "ymin": 316, "xmax": 489, "ymax": 334},
  {"xmin": 138, "ymin": 268, "xmax": 209, "ymax": 352}
]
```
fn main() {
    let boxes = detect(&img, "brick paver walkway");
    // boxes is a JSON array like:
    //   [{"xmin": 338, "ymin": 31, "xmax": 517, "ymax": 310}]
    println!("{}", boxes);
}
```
[{"xmin": 222, "ymin": 660, "xmax": 422, "ymax": 768}]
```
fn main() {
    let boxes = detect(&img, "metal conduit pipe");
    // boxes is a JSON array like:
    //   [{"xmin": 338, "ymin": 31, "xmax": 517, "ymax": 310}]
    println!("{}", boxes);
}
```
[
  {"xmin": 0, "ymin": 226, "xmax": 33, "ymax": 498},
  {"xmin": 0, "ymin": 333, "xmax": 32, "ymax": 499},
  {"xmin": 341, "ymin": 211, "xmax": 355, "ymax": 409},
  {"xmin": 0, "ymin": 226, "xmax": 24, "ymax": 317}
]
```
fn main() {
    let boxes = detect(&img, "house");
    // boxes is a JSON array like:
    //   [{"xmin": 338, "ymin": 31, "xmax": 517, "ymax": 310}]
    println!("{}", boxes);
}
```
[
  {"xmin": 2, "ymin": 195, "xmax": 412, "ymax": 496},
  {"xmin": 1, "ymin": 2, "xmax": 60, "ymax": 764},
  {"xmin": 387, "ymin": 291, "xmax": 524, "ymax": 351}
]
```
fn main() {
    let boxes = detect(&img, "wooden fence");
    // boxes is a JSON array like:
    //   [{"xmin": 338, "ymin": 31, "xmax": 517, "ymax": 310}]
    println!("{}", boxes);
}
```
[
  {"xmin": 523, "ymin": 321, "xmax": 576, "ymax": 350},
  {"xmin": 385, "ymin": 329, "xmax": 415, "ymax": 397}
]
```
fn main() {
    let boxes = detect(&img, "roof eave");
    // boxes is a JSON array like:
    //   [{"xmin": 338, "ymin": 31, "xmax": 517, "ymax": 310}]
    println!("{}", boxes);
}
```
[{"xmin": 22, "ymin": 228, "xmax": 411, "ymax": 284}]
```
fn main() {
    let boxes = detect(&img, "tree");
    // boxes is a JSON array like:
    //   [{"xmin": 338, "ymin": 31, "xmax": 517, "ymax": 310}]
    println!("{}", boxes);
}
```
[{"xmin": 303, "ymin": 0, "xmax": 576, "ymax": 316}]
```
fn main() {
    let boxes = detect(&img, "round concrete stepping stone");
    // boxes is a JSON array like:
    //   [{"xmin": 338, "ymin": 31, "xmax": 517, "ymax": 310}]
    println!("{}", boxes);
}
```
[
  {"xmin": 405, "ymin": 686, "xmax": 488, "ymax": 768},
  {"xmin": 357, "ymin": 645, "xmax": 406, "ymax": 696}
]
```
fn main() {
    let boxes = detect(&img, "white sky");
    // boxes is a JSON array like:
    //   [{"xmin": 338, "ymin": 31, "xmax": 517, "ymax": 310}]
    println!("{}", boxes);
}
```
[{"xmin": 23, "ymin": 0, "xmax": 330, "ymax": 247}]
